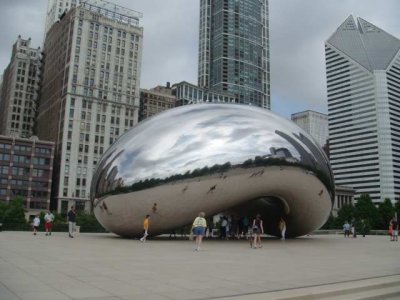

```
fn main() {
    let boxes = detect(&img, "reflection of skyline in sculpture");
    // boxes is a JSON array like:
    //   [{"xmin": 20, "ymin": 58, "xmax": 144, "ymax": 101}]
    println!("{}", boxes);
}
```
[{"xmin": 90, "ymin": 104, "xmax": 334, "ymax": 238}]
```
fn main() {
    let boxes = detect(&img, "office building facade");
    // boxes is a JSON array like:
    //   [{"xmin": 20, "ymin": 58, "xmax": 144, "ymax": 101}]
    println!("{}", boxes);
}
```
[
  {"xmin": 139, "ymin": 83, "xmax": 176, "ymax": 121},
  {"xmin": 0, "ymin": 36, "xmax": 41, "ymax": 138},
  {"xmin": 37, "ymin": 1, "xmax": 143, "ymax": 213},
  {"xmin": 198, "ymin": 0, "xmax": 270, "ymax": 109},
  {"xmin": 291, "ymin": 110, "xmax": 329, "ymax": 147},
  {"xmin": 172, "ymin": 81, "xmax": 237, "ymax": 107},
  {"xmin": 325, "ymin": 16, "xmax": 400, "ymax": 204},
  {"xmin": 0, "ymin": 135, "xmax": 54, "ymax": 219},
  {"xmin": 44, "ymin": 0, "xmax": 80, "ymax": 37}
]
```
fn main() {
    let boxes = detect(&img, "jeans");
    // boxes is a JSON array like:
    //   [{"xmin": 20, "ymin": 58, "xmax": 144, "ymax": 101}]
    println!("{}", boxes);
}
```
[{"xmin": 68, "ymin": 221, "xmax": 76, "ymax": 235}]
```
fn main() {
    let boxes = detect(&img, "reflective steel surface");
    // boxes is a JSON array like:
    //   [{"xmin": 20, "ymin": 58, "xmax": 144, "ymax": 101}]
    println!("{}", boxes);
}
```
[{"xmin": 91, "ymin": 104, "xmax": 334, "ymax": 238}]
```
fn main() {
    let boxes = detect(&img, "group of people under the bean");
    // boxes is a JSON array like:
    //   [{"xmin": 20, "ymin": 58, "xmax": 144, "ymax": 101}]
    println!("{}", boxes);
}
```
[{"xmin": 140, "ymin": 212, "xmax": 287, "ymax": 251}]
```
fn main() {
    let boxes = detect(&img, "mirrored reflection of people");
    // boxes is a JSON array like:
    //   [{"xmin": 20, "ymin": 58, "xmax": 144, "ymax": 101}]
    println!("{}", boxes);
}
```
[
  {"xmin": 279, "ymin": 217, "xmax": 286, "ymax": 240},
  {"xmin": 44, "ymin": 210, "xmax": 55, "ymax": 236},
  {"xmin": 192, "ymin": 212, "xmax": 207, "ymax": 251},
  {"xmin": 67, "ymin": 206, "xmax": 77, "ymax": 238},
  {"xmin": 252, "ymin": 214, "xmax": 264, "ymax": 249},
  {"xmin": 152, "ymin": 203, "xmax": 158, "ymax": 214},
  {"xmin": 140, "ymin": 215, "xmax": 150, "ymax": 242},
  {"xmin": 390, "ymin": 217, "xmax": 398, "ymax": 242},
  {"xmin": 33, "ymin": 214, "xmax": 40, "ymax": 235}
]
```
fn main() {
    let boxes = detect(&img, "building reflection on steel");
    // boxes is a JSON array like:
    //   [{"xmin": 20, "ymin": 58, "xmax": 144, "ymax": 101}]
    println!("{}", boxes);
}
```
[{"xmin": 90, "ymin": 104, "xmax": 334, "ymax": 238}]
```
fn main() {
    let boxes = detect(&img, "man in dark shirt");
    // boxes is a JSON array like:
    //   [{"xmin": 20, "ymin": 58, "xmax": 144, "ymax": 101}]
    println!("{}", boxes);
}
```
[{"xmin": 67, "ymin": 206, "xmax": 77, "ymax": 238}]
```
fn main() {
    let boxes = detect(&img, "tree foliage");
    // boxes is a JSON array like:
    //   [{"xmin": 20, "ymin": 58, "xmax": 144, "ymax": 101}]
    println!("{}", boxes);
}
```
[
  {"xmin": 354, "ymin": 194, "xmax": 379, "ymax": 228},
  {"xmin": 76, "ymin": 212, "xmax": 105, "ymax": 232},
  {"xmin": 377, "ymin": 198, "xmax": 395, "ymax": 229},
  {"xmin": 335, "ymin": 204, "xmax": 355, "ymax": 228},
  {"xmin": 2, "ymin": 197, "xmax": 26, "ymax": 225}
]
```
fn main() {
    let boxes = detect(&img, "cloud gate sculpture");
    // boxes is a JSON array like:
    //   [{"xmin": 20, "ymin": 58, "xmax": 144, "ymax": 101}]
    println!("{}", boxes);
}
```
[{"xmin": 91, "ymin": 104, "xmax": 334, "ymax": 238}]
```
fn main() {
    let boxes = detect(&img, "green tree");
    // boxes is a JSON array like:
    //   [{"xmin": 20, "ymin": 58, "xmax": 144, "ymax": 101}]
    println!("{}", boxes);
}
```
[
  {"xmin": 0, "ymin": 201, "xmax": 8, "ymax": 222},
  {"xmin": 334, "ymin": 204, "xmax": 355, "ymax": 228},
  {"xmin": 354, "ymin": 194, "xmax": 379, "ymax": 229},
  {"xmin": 76, "ymin": 212, "xmax": 104, "ymax": 232},
  {"xmin": 321, "ymin": 213, "xmax": 336, "ymax": 229},
  {"xmin": 395, "ymin": 200, "xmax": 400, "ymax": 217},
  {"xmin": 377, "ymin": 198, "xmax": 395, "ymax": 229},
  {"xmin": 3, "ymin": 197, "xmax": 26, "ymax": 225},
  {"xmin": 52, "ymin": 211, "xmax": 65, "ymax": 224}
]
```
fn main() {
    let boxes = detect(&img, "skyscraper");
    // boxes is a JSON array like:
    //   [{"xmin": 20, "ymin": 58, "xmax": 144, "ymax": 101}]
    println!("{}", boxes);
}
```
[
  {"xmin": 291, "ymin": 110, "xmax": 328, "ymax": 147},
  {"xmin": 0, "ymin": 36, "xmax": 41, "ymax": 138},
  {"xmin": 325, "ymin": 16, "xmax": 400, "ymax": 204},
  {"xmin": 198, "ymin": 0, "xmax": 270, "ymax": 109},
  {"xmin": 44, "ymin": 0, "xmax": 80, "ymax": 37},
  {"xmin": 37, "ymin": 1, "xmax": 143, "ymax": 213}
]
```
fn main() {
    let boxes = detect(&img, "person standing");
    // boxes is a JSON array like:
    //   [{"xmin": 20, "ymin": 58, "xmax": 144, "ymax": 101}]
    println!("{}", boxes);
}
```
[
  {"xmin": 67, "ymin": 206, "xmax": 77, "ymax": 238},
  {"xmin": 241, "ymin": 216, "xmax": 249, "ymax": 238},
  {"xmin": 279, "ymin": 217, "xmax": 286, "ymax": 240},
  {"xmin": 140, "ymin": 215, "xmax": 150, "ymax": 242},
  {"xmin": 343, "ymin": 221, "xmax": 351, "ymax": 238},
  {"xmin": 351, "ymin": 218, "xmax": 357, "ymax": 238},
  {"xmin": 252, "ymin": 214, "xmax": 264, "ymax": 248},
  {"xmin": 32, "ymin": 214, "xmax": 40, "ymax": 235},
  {"xmin": 44, "ymin": 210, "xmax": 55, "ymax": 236},
  {"xmin": 390, "ymin": 217, "xmax": 398, "ymax": 242},
  {"xmin": 220, "ymin": 216, "xmax": 227, "ymax": 240},
  {"xmin": 192, "ymin": 212, "xmax": 207, "ymax": 251}
]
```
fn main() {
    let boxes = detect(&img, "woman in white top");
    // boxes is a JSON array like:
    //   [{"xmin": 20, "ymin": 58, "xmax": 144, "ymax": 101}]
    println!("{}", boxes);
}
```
[{"xmin": 192, "ymin": 212, "xmax": 207, "ymax": 251}]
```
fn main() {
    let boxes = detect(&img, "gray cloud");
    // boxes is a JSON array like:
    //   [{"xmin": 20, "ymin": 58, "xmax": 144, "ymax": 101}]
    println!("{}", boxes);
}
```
[{"xmin": 0, "ymin": 0, "xmax": 399, "ymax": 118}]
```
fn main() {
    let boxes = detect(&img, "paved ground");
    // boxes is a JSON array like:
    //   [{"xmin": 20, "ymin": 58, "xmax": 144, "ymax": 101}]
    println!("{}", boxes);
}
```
[{"xmin": 0, "ymin": 232, "xmax": 399, "ymax": 300}]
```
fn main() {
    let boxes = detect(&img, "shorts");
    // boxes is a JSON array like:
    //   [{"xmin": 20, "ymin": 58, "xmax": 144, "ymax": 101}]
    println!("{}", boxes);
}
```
[
  {"xmin": 45, "ymin": 222, "xmax": 53, "ymax": 230},
  {"xmin": 193, "ymin": 226, "xmax": 205, "ymax": 236},
  {"xmin": 33, "ymin": 226, "xmax": 39, "ymax": 230},
  {"xmin": 393, "ymin": 230, "xmax": 399, "ymax": 236}
]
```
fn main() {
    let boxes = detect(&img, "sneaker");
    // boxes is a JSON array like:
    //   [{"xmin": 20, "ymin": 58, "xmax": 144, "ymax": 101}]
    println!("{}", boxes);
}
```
[{"xmin": 69, "ymin": 234, "xmax": 74, "ymax": 238}]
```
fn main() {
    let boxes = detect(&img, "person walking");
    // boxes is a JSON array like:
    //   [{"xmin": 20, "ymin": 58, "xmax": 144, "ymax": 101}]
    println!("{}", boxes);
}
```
[
  {"xmin": 390, "ymin": 217, "xmax": 398, "ymax": 242},
  {"xmin": 140, "ymin": 215, "xmax": 150, "ymax": 242},
  {"xmin": 44, "ymin": 210, "xmax": 55, "ymax": 236},
  {"xmin": 67, "ymin": 206, "xmax": 77, "ymax": 238},
  {"xmin": 220, "ymin": 216, "xmax": 227, "ymax": 239},
  {"xmin": 32, "ymin": 214, "xmax": 40, "ymax": 235},
  {"xmin": 192, "ymin": 212, "xmax": 207, "ymax": 251},
  {"xmin": 279, "ymin": 217, "xmax": 286, "ymax": 240},
  {"xmin": 343, "ymin": 221, "xmax": 351, "ymax": 238},
  {"xmin": 241, "ymin": 216, "xmax": 249, "ymax": 238},
  {"xmin": 252, "ymin": 214, "xmax": 264, "ymax": 249}
]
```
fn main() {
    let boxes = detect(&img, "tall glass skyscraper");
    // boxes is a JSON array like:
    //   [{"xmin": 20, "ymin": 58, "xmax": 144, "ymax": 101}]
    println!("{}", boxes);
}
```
[
  {"xmin": 198, "ymin": 0, "xmax": 270, "ymax": 109},
  {"xmin": 325, "ymin": 16, "xmax": 400, "ymax": 204}
]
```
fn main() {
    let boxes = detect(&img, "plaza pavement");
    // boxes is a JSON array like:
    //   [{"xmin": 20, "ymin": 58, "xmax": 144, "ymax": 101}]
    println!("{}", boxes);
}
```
[{"xmin": 0, "ymin": 231, "xmax": 399, "ymax": 300}]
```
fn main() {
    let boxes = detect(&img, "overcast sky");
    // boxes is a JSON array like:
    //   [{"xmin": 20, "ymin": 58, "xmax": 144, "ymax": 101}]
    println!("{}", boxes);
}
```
[{"xmin": 0, "ymin": 0, "xmax": 399, "ymax": 117}]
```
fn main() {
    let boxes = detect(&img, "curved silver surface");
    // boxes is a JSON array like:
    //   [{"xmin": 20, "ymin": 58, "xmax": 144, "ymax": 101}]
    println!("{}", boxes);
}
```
[{"xmin": 90, "ymin": 104, "xmax": 334, "ymax": 238}]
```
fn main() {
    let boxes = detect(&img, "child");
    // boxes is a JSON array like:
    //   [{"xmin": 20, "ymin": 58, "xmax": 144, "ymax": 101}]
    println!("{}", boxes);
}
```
[
  {"xmin": 140, "ymin": 215, "xmax": 150, "ymax": 242},
  {"xmin": 33, "ymin": 215, "xmax": 40, "ymax": 235}
]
